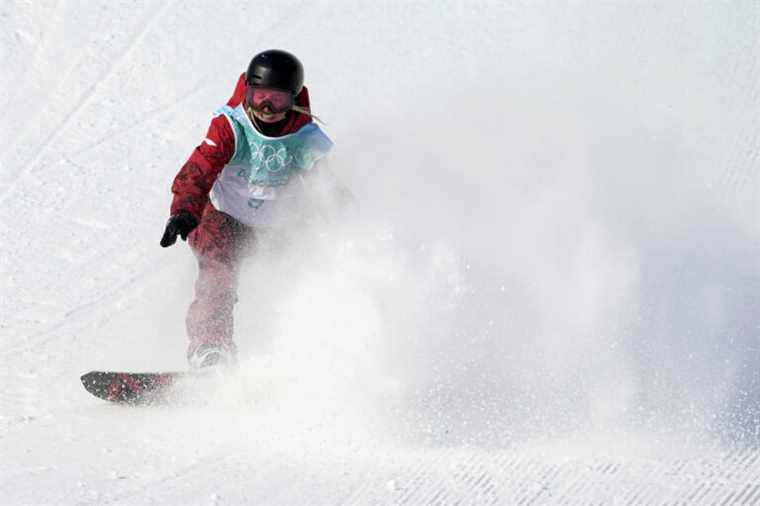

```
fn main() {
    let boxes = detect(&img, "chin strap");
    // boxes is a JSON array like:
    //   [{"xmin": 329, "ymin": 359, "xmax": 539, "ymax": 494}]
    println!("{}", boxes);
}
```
[{"xmin": 245, "ymin": 104, "xmax": 257, "ymax": 125}]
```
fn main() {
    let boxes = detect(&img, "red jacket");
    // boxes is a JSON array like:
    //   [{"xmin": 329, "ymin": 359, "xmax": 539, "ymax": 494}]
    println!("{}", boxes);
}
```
[{"xmin": 170, "ymin": 73, "xmax": 313, "ymax": 221}]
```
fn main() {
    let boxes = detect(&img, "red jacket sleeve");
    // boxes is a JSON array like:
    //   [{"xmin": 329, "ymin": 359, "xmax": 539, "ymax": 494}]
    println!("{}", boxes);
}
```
[{"xmin": 170, "ymin": 115, "xmax": 235, "ymax": 220}]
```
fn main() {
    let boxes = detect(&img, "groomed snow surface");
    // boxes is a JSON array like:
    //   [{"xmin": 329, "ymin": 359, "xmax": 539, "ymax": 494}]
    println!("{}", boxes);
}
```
[{"xmin": 2, "ymin": 1, "xmax": 760, "ymax": 504}]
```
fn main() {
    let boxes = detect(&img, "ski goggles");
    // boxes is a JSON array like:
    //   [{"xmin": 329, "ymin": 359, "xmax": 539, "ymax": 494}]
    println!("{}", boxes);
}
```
[{"xmin": 245, "ymin": 86, "xmax": 295, "ymax": 113}]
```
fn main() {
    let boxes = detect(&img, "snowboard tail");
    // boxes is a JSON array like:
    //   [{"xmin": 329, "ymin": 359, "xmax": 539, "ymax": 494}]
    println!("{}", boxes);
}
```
[{"xmin": 81, "ymin": 371, "xmax": 190, "ymax": 405}]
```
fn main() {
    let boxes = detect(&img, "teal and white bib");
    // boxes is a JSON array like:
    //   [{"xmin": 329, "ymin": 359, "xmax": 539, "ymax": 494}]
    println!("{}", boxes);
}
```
[{"xmin": 209, "ymin": 104, "xmax": 333, "ymax": 226}]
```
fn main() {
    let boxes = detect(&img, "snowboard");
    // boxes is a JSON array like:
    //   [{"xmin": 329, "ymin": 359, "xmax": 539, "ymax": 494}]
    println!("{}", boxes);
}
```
[{"xmin": 81, "ymin": 370, "xmax": 198, "ymax": 405}]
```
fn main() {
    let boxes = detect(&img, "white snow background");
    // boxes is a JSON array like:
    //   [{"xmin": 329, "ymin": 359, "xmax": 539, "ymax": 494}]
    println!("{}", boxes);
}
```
[{"xmin": 1, "ymin": 1, "xmax": 760, "ymax": 504}]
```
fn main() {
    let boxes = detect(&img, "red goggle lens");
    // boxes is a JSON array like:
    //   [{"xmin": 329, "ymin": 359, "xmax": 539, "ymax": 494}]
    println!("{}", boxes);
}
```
[{"xmin": 245, "ymin": 86, "xmax": 294, "ymax": 113}]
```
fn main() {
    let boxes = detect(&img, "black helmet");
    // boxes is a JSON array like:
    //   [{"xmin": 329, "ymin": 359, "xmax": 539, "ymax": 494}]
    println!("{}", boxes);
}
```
[{"xmin": 246, "ymin": 49, "xmax": 304, "ymax": 95}]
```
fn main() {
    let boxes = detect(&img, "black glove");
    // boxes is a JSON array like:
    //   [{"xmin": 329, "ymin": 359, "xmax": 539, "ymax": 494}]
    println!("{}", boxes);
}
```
[{"xmin": 160, "ymin": 211, "xmax": 199, "ymax": 247}]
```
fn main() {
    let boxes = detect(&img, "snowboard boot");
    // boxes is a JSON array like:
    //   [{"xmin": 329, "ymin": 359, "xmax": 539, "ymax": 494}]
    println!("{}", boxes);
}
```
[{"xmin": 187, "ymin": 342, "xmax": 237, "ymax": 372}]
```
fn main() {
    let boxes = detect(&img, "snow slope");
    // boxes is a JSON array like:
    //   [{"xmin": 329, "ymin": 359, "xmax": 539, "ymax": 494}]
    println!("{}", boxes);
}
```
[{"xmin": 2, "ymin": 1, "xmax": 760, "ymax": 504}]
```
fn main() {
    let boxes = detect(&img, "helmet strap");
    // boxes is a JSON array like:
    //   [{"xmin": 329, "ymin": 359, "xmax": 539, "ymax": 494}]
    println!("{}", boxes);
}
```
[
  {"xmin": 291, "ymin": 105, "xmax": 326, "ymax": 125},
  {"xmin": 245, "ymin": 103, "xmax": 327, "ymax": 127}
]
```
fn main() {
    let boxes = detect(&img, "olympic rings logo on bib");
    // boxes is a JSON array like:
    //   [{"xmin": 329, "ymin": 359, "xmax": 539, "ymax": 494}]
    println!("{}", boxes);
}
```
[{"xmin": 250, "ymin": 141, "xmax": 292, "ymax": 174}]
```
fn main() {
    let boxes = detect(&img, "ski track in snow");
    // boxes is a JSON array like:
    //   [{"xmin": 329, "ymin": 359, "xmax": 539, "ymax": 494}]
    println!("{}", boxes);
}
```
[
  {"xmin": 2, "ymin": 1, "xmax": 760, "ymax": 504},
  {"xmin": 68, "ymin": 81, "xmax": 209, "ymax": 160},
  {"xmin": 0, "ymin": 0, "xmax": 178, "ymax": 206},
  {"xmin": 7, "ymin": 433, "xmax": 760, "ymax": 504}
]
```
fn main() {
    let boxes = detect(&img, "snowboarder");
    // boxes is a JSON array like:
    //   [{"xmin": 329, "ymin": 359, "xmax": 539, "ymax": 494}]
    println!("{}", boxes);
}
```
[{"xmin": 160, "ymin": 49, "xmax": 336, "ymax": 370}]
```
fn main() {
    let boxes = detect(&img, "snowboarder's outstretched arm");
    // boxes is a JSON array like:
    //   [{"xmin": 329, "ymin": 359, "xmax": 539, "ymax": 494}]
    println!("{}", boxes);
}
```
[{"xmin": 160, "ymin": 116, "xmax": 235, "ymax": 247}]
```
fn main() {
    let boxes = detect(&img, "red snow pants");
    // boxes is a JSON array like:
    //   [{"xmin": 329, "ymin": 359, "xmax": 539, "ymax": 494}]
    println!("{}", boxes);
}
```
[{"xmin": 186, "ymin": 202, "xmax": 254, "ymax": 359}]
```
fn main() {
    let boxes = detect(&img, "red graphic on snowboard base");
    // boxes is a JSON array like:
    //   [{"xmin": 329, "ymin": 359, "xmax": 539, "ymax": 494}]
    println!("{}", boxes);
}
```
[{"xmin": 81, "ymin": 371, "xmax": 188, "ymax": 405}]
